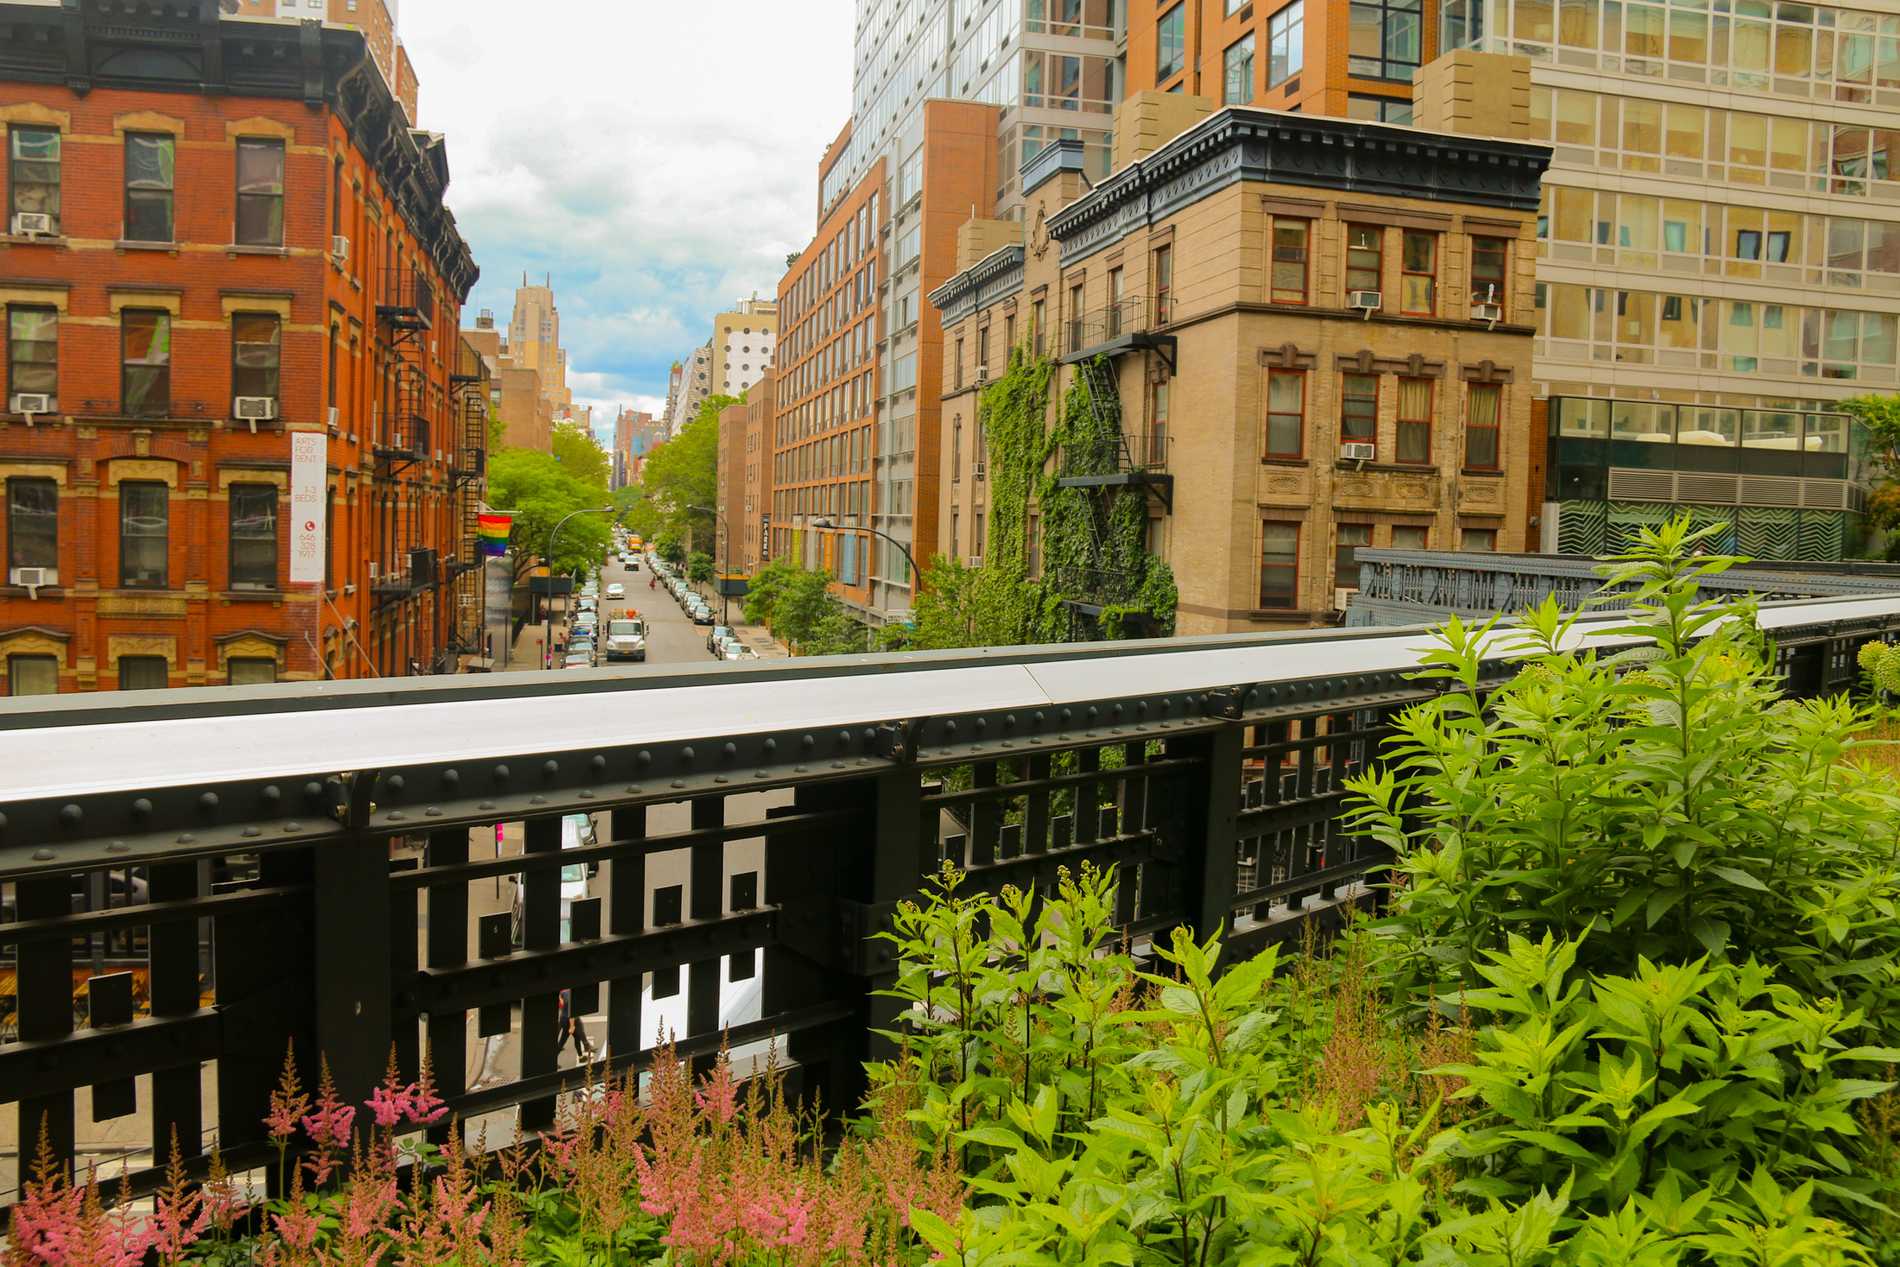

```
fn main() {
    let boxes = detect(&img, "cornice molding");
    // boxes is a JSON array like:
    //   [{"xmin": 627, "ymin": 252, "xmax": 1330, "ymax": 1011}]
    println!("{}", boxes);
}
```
[
  {"xmin": 927, "ymin": 243, "xmax": 1025, "ymax": 324},
  {"xmin": 1047, "ymin": 108, "xmax": 1551, "ymax": 268}
]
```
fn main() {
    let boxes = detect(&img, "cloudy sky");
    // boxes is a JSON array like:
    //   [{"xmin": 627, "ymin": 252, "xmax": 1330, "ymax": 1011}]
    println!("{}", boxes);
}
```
[{"xmin": 402, "ymin": 2, "xmax": 855, "ymax": 433}]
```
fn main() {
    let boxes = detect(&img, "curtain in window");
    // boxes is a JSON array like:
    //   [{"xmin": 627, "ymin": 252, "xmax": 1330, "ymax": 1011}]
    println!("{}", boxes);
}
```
[{"xmin": 1396, "ymin": 377, "xmax": 1433, "ymax": 462}]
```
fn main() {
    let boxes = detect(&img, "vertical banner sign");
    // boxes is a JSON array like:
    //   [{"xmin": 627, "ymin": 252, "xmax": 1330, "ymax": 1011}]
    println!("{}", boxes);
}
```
[
  {"xmin": 760, "ymin": 514, "xmax": 771, "ymax": 561},
  {"xmin": 289, "ymin": 431, "xmax": 327, "ymax": 585}
]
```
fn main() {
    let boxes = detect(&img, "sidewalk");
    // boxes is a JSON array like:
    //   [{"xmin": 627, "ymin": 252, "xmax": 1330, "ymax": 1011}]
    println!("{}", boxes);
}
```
[{"xmin": 689, "ymin": 581, "xmax": 789, "ymax": 658}]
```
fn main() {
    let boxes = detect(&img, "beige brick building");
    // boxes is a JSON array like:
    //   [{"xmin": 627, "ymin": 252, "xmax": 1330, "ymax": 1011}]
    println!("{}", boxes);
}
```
[{"xmin": 932, "ymin": 94, "xmax": 1550, "ymax": 632}]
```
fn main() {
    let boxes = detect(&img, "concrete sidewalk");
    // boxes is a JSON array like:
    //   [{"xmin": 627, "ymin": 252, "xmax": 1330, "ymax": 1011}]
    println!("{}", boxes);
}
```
[{"xmin": 686, "ymin": 581, "xmax": 790, "ymax": 658}]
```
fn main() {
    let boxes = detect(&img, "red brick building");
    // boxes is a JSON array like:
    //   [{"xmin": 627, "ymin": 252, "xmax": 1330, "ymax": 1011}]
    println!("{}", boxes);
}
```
[{"xmin": 0, "ymin": 1, "xmax": 481, "ymax": 691}]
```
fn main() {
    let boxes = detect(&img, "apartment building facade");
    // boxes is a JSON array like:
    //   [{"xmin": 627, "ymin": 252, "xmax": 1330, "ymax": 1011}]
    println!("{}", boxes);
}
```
[
  {"xmin": 739, "ymin": 373, "xmax": 774, "ymax": 573},
  {"xmin": 707, "ymin": 298, "xmax": 779, "ymax": 400},
  {"xmin": 774, "ymin": 158, "xmax": 885, "ymax": 609},
  {"xmin": 0, "ymin": 1, "xmax": 480, "ymax": 691},
  {"xmin": 1139, "ymin": 0, "xmax": 1888, "ymax": 558},
  {"xmin": 932, "ymin": 101, "xmax": 1549, "ymax": 630}
]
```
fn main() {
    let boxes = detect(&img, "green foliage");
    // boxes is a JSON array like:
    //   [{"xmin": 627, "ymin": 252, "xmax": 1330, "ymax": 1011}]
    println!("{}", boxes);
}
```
[
  {"xmin": 910, "ymin": 350, "xmax": 1175, "ymax": 651},
  {"xmin": 742, "ymin": 555, "xmax": 798, "ymax": 628},
  {"xmin": 638, "ymin": 394, "xmax": 738, "ymax": 546},
  {"xmin": 687, "ymin": 550, "xmax": 714, "ymax": 584},
  {"xmin": 654, "ymin": 529, "xmax": 685, "ymax": 566},
  {"xmin": 1861, "ymin": 639, "xmax": 1900, "ymax": 704},
  {"xmin": 485, "ymin": 447, "xmax": 611, "ymax": 578},
  {"xmin": 549, "ymin": 419, "xmax": 610, "ymax": 490},
  {"xmin": 1841, "ymin": 395, "xmax": 1900, "ymax": 559},
  {"xmin": 1346, "ymin": 516, "xmax": 1900, "ymax": 1015}
]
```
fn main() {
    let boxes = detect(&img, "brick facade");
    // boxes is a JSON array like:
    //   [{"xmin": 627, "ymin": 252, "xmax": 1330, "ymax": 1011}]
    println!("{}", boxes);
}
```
[{"xmin": 0, "ymin": 6, "xmax": 480, "ymax": 691}]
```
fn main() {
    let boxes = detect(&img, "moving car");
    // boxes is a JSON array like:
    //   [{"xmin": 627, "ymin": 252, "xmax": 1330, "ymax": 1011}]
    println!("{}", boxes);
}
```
[
  {"xmin": 606, "ymin": 582, "xmax": 626, "ymax": 599},
  {"xmin": 604, "ymin": 616, "xmax": 647, "ymax": 662},
  {"xmin": 563, "ymin": 651, "xmax": 593, "ymax": 669}
]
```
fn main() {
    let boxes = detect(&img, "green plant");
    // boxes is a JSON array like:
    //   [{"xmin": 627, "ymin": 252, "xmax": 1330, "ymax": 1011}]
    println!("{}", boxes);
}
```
[{"xmin": 687, "ymin": 550, "xmax": 713, "ymax": 584}]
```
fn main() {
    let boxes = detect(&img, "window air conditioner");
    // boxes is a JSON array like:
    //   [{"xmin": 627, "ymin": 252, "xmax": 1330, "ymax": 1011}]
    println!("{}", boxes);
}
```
[
  {"xmin": 11, "ymin": 566, "xmax": 50, "ymax": 593},
  {"xmin": 12, "ymin": 212, "xmax": 53, "ymax": 237},
  {"xmin": 234, "ymin": 396, "xmax": 278, "ymax": 422},
  {"xmin": 326, "ymin": 405, "xmax": 340, "ymax": 431},
  {"xmin": 367, "ymin": 562, "xmax": 380, "ymax": 580},
  {"xmin": 974, "ymin": 365, "xmax": 989, "ymax": 384},
  {"xmin": 331, "ymin": 234, "xmax": 350, "ymax": 262},
  {"xmin": 972, "ymin": 460, "xmax": 986, "ymax": 479},
  {"xmin": 1334, "ymin": 587, "xmax": 1354, "ymax": 612},
  {"xmin": 1471, "ymin": 301, "xmax": 1503, "ymax": 324},
  {"xmin": 11, "ymin": 393, "xmax": 52, "ymax": 416},
  {"xmin": 1348, "ymin": 290, "xmax": 1382, "ymax": 314},
  {"xmin": 1340, "ymin": 442, "xmax": 1377, "ymax": 461}
]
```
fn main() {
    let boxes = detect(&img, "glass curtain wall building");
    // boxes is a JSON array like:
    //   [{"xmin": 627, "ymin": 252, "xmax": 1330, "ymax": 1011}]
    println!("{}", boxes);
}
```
[
  {"xmin": 1441, "ymin": 0, "xmax": 1891, "ymax": 555},
  {"xmin": 823, "ymin": 0, "xmax": 1120, "ymax": 615}
]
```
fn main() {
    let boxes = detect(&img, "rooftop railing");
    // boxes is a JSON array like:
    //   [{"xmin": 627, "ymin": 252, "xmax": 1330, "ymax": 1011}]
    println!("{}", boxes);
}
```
[{"xmin": 0, "ymin": 593, "xmax": 1896, "ymax": 1208}]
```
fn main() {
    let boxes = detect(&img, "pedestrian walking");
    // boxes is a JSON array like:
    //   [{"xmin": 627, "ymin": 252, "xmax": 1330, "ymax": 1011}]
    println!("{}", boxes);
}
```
[{"xmin": 555, "ymin": 988, "xmax": 596, "ymax": 1065}]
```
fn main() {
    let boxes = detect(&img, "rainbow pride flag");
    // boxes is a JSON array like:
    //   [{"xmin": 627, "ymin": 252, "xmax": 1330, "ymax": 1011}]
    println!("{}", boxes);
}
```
[{"xmin": 477, "ymin": 511, "xmax": 513, "ymax": 558}]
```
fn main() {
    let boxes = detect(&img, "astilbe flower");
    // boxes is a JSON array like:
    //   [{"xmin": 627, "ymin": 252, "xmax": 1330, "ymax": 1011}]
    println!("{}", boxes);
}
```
[
  {"xmin": 269, "ymin": 1168, "xmax": 322, "ymax": 1260},
  {"xmin": 4, "ymin": 1122, "xmax": 85, "ymax": 1267},
  {"xmin": 300, "ymin": 1054, "xmax": 356, "ymax": 1186},
  {"xmin": 148, "ymin": 1128, "xmax": 210, "ymax": 1265},
  {"xmin": 200, "ymin": 1137, "xmax": 250, "ymax": 1236}
]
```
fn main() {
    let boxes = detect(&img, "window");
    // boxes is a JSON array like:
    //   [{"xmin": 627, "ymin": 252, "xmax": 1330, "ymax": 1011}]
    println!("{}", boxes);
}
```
[
  {"xmin": 230, "ymin": 484, "xmax": 278, "ymax": 591},
  {"xmin": 7, "ymin": 306, "xmax": 57, "ymax": 409},
  {"xmin": 1032, "ymin": 298, "xmax": 1046, "ymax": 353},
  {"xmin": 1224, "ymin": 33, "xmax": 1256, "ymax": 104},
  {"xmin": 8, "ymin": 654, "xmax": 57, "ymax": 696},
  {"xmin": 228, "ymin": 657, "xmax": 276, "ymax": 685},
  {"xmin": 1400, "ymin": 231, "xmax": 1437, "ymax": 314},
  {"xmin": 8, "ymin": 125, "xmax": 60, "ymax": 232},
  {"xmin": 235, "ymin": 138, "xmax": 285, "ymax": 246},
  {"xmin": 952, "ymin": 415, "xmax": 962, "ymax": 476},
  {"xmin": 1348, "ymin": 93, "xmax": 1414, "ymax": 123},
  {"xmin": 123, "ymin": 132, "xmax": 175, "ymax": 242},
  {"xmin": 1259, "ymin": 522, "xmax": 1300, "ymax": 608},
  {"xmin": 1340, "ymin": 373, "xmax": 1378, "ymax": 450},
  {"xmin": 118, "ymin": 656, "xmax": 168, "ymax": 691},
  {"xmin": 1269, "ymin": 2, "xmax": 1305, "ymax": 85},
  {"xmin": 1464, "ymin": 382, "xmax": 1501, "ymax": 469},
  {"xmin": 119, "ymin": 481, "xmax": 169, "ymax": 589},
  {"xmin": 232, "ymin": 313, "xmax": 281, "ymax": 406},
  {"xmin": 1460, "ymin": 526, "xmax": 1498, "ymax": 551},
  {"xmin": 1335, "ymin": 523, "xmax": 1373, "ymax": 588},
  {"xmin": 1349, "ymin": 0, "xmax": 1423, "ymax": 81},
  {"xmin": 1396, "ymin": 377, "xmax": 1432, "ymax": 463},
  {"xmin": 1265, "ymin": 369, "xmax": 1304, "ymax": 457},
  {"xmin": 1270, "ymin": 220, "xmax": 1309, "ymax": 303},
  {"xmin": 1152, "ymin": 244, "xmax": 1173, "ymax": 323},
  {"xmin": 1150, "ymin": 377, "xmax": 1170, "ymax": 465},
  {"xmin": 1392, "ymin": 524, "xmax": 1428, "ymax": 549},
  {"xmin": 121, "ymin": 310, "xmax": 171, "ymax": 417},
  {"xmin": 2, "ymin": 474, "xmax": 55, "ymax": 591},
  {"xmin": 1345, "ymin": 225, "xmax": 1382, "ymax": 296},
  {"xmin": 977, "ymin": 326, "xmax": 989, "ymax": 372},
  {"xmin": 1156, "ymin": 3, "xmax": 1186, "ymax": 79},
  {"xmin": 955, "ymin": 337, "xmax": 964, "ymax": 390},
  {"xmin": 1470, "ymin": 236, "xmax": 1508, "ymax": 308},
  {"xmin": 1069, "ymin": 280, "xmax": 1086, "ymax": 350},
  {"xmin": 1107, "ymin": 267, "xmax": 1124, "ymax": 334}
]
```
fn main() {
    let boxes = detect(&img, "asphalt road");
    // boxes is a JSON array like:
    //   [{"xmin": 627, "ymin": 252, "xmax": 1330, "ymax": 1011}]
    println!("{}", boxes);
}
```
[{"xmin": 588, "ymin": 553, "xmax": 718, "ymax": 666}]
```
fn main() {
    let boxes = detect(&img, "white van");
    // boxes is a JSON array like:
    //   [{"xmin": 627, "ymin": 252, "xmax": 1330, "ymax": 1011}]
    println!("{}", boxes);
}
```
[{"xmin": 511, "ymin": 813, "xmax": 596, "ymax": 943}]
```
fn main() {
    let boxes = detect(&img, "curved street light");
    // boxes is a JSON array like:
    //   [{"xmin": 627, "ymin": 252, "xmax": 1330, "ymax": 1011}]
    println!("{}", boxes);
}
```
[
  {"xmin": 542, "ymin": 504, "xmax": 614, "ymax": 669},
  {"xmin": 810, "ymin": 517, "xmax": 918, "ymax": 600}
]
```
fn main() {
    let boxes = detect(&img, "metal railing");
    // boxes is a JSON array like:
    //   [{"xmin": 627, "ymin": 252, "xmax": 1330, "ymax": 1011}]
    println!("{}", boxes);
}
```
[
  {"xmin": 0, "ymin": 594, "xmax": 1896, "ymax": 1208},
  {"xmin": 1067, "ymin": 298, "xmax": 1154, "ymax": 354}
]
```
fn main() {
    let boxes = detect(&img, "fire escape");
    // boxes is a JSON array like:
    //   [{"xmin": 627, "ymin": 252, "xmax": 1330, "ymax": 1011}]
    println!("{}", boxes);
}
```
[
  {"xmin": 1050, "ymin": 300, "xmax": 1177, "ymax": 638},
  {"xmin": 443, "ymin": 368, "xmax": 490, "ymax": 662},
  {"xmin": 371, "ymin": 263, "xmax": 439, "ymax": 669}
]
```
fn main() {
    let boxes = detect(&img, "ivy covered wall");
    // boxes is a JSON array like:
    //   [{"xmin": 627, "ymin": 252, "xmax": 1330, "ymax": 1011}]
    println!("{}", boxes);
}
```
[{"xmin": 910, "ymin": 348, "xmax": 1176, "ymax": 650}]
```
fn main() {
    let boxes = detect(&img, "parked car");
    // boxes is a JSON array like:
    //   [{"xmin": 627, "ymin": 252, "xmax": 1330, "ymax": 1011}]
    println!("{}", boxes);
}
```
[
  {"xmin": 706, "ymin": 625, "xmax": 734, "ymax": 654},
  {"xmin": 718, "ymin": 636, "xmax": 745, "ymax": 659},
  {"xmin": 604, "ymin": 616, "xmax": 647, "ymax": 662},
  {"xmin": 729, "ymin": 644, "xmax": 759, "ymax": 660},
  {"xmin": 689, "ymin": 605, "xmax": 714, "ymax": 626}
]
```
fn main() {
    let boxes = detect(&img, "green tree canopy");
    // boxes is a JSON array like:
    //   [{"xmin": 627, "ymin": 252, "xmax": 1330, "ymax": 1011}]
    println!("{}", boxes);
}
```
[
  {"xmin": 550, "ymin": 419, "xmax": 610, "ymax": 490},
  {"xmin": 638, "ymin": 394, "xmax": 738, "ymax": 549},
  {"xmin": 1841, "ymin": 393, "xmax": 1900, "ymax": 558},
  {"xmin": 487, "ymin": 447, "xmax": 612, "ymax": 580}
]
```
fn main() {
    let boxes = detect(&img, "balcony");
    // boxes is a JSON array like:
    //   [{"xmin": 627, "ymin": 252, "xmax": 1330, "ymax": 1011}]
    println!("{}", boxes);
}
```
[
  {"xmin": 1061, "ymin": 298, "xmax": 1177, "ymax": 370},
  {"xmin": 0, "ymin": 594, "xmax": 1894, "ymax": 1213}
]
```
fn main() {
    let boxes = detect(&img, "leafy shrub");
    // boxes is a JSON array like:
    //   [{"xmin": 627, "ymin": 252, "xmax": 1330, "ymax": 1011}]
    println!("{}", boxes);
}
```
[{"xmin": 686, "ymin": 550, "xmax": 713, "ymax": 584}]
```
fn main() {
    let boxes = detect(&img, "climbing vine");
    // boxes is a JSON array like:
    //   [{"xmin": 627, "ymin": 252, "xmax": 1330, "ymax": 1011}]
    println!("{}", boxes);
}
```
[{"xmin": 909, "ymin": 347, "xmax": 1176, "ymax": 650}]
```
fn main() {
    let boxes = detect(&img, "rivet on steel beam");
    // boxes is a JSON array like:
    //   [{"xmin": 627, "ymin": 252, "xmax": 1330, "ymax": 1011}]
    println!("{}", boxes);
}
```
[
  {"xmin": 284, "ymin": 822, "xmax": 301, "ymax": 832},
  {"xmin": 387, "ymin": 775, "xmax": 406, "ymax": 793},
  {"xmin": 529, "ymin": 796, "xmax": 545, "ymax": 806},
  {"xmin": 1087, "ymin": 706, "xmax": 1099, "ymax": 721},
  {"xmin": 262, "ymin": 785, "xmax": 281, "ymax": 804},
  {"xmin": 681, "ymin": 746, "xmax": 696, "ymax": 763},
  {"xmin": 762, "ymin": 738, "xmax": 777, "ymax": 754},
  {"xmin": 442, "ymin": 768, "xmax": 460, "ymax": 787},
  {"xmin": 542, "ymin": 760, "xmax": 559, "ymax": 779},
  {"xmin": 387, "ymin": 813, "xmax": 405, "ymax": 823},
  {"xmin": 1005, "ymin": 713, "xmax": 1017, "ymax": 729},
  {"xmin": 715, "ymin": 776, "xmax": 728, "ymax": 785},
  {"xmin": 944, "ymin": 719, "xmax": 957, "ymax": 736},
  {"xmin": 975, "ymin": 717, "xmax": 988, "ymax": 732},
  {"xmin": 831, "ymin": 761, "xmax": 845, "ymax": 769},
  {"xmin": 722, "ymin": 742, "xmax": 737, "ymax": 759},
  {"xmin": 801, "ymin": 733, "xmax": 816, "ymax": 749},
  {"xmin": 426, "ymin": 807, "xmax": 444, "ymax": 816},
  {"xmin": 242, "ymin": 826, "xmax": 262, "ymax": 838},
  {"xmin": 1061, "ymin": 708, "xmax": 1073, "ymax": 722},
  {"xmin": 836, "ymin": 729, "xmax": 852, "ymax": 747},
  {"xmin": 670, "ymin": 780, "xmax": 686, "ymax": 789},
  {"xmin": 303, "ymin": 782, "xmax": 324, "ymax": 801},
  {"xmin": 1033, "ymin": 711, "xmax": 1046, "ymax": 725},
  {"xmin": 637, "ymin": 750, "xmax": 652, "ymax": 766},
  {"xmin": 754, "ymin": 771, "xmax": 768, "ymax": 779},
  {"xmin": 130, "ymin": 798, "xmax": 153, "ymax": 820},
  {"xmin": 578, "ymin": 791, "xmax": 594, "ymax": 800},
  {"xmin": 59, "ymin": 804, "xmax": 82, "ymax": 826},
  {"xmin": 862, "ymin": 727, "xmax": 877, "ymax": 744},
  {"xmin": 107, "ymin": 841, "xmax": 129, "ymax": 853},
  {"xmin": 478, "ymin": 801, "xmax": 496, "ymax": 811},
  {"xmin": 32, "ymin": 847, "xmax": 53, "ymax": 861},
  {"xmin": 177, "ymin": 833, "xmax": 195, "ymax": 844},
  {"xmin": 590, "ymin": 755, "xmax": 607, "ymax": 773},
  {"xmin": 199, "ymin": 792, "xmax": 219, "ymax": 813},
  {"xmin": 493, "ymin": 764, "xmax": 511, "ymax": 782}
]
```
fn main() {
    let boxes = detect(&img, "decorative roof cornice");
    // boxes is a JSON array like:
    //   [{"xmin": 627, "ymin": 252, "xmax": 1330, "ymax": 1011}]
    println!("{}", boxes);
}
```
[
  {"xmin": 927, "ymin": 243, "xmax": 1024, "ymax": 322},
  {"xmin": 1047, "ymin": 107, "xmax": 1550, "ymax": 267},
  {"xmin": 0, "ymin": 0, "xmax": 479, "ymax": 302}
]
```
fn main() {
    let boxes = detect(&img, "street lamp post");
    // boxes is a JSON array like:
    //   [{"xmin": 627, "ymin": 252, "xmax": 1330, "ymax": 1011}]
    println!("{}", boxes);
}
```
[
  {"xmin": 542, "ymin": 504, "xmax": 614, "ymax": 669},
  {"xmin": 688, "ymin": 504, "xmax": 733, "ymax": 626},
  {"xmin": 810, "ymin": 517, "xmax": 918, "ymax": 602}
]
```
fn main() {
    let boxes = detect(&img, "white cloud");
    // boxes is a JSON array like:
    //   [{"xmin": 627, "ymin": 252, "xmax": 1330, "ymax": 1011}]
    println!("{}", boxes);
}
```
[{"xmin": 402, "ymin": 1, "xmax": 851, "ymax": 410}]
